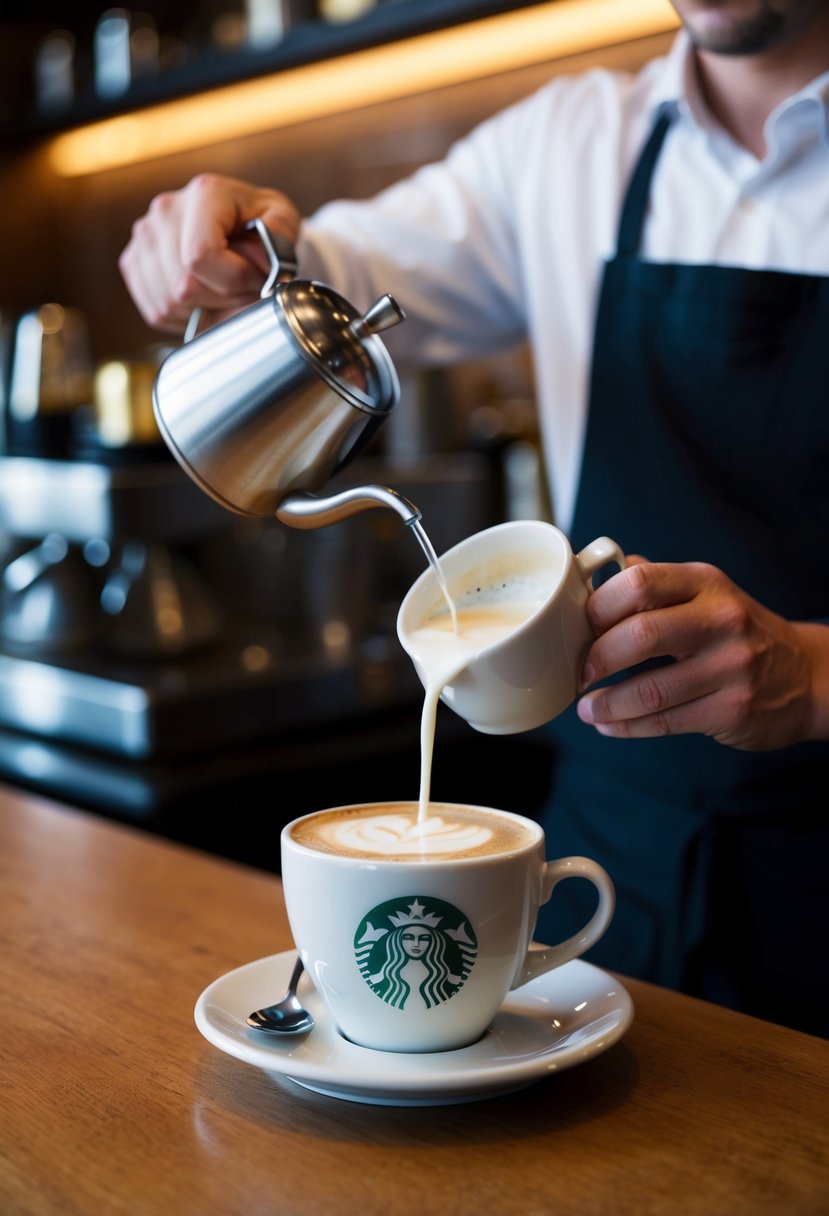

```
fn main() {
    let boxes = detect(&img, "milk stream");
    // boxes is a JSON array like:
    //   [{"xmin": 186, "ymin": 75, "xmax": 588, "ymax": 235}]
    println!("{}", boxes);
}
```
[{"xmin": 409, "ymin": 604, "xmax": 543, "ymax": 826}]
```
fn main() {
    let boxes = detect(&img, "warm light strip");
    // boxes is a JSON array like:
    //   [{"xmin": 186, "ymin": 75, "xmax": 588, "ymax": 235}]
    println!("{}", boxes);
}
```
[{"xmin": 48, "ymin": 0, "xmax": 678, "ymax": 177}]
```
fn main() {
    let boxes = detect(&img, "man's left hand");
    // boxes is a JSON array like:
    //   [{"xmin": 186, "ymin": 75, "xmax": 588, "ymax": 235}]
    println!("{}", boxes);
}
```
[{"xmin": 577, "ymin": 557, "xmax": 829, "ymax": 750}]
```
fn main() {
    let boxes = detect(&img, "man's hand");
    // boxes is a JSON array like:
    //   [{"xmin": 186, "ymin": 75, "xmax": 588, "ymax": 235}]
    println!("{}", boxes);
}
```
[
  {"xmin": 577, "ymin": 557, "xmax": 829, "ymax": 751},
  {"xmin": 119, "ymin": 173, "xmax": 302, "ymax": 334}
]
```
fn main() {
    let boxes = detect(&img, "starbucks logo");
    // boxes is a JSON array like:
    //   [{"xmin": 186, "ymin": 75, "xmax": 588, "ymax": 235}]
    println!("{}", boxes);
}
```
[{"xmin": 354, "ymin": 896, "xmax": 478, "ymax": 1010}]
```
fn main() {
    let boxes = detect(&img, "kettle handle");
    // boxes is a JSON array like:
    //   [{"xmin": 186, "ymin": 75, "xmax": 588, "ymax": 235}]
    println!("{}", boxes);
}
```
[
  {"xmin": 248, "ymin": 218, "xmax": 299, "ymax": 298},
  {"xmin": 183, "ymin": 219, "xmax": 298, "ymax": 344}
]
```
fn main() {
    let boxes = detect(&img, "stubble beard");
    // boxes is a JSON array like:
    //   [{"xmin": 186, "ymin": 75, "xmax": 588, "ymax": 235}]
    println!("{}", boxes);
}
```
[{"xmin": 678, "ymin": 1, "xmax": 827, "ymax": 55}]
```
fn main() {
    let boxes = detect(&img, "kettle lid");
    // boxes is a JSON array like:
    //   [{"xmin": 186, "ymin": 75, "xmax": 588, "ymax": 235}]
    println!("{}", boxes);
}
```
[{"xmin": 278, "ymin": 280, "xmax": 404, "ymax": 415}]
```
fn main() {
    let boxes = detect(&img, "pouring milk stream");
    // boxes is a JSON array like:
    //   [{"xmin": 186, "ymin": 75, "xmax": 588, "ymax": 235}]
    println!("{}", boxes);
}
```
[
  {"xmin": 405, "ymin": 552, "xmax": 554, "ymax": 825},
  {"xmin": 329, "ymin": 539, "xmax": 564, "ymax": 861}
]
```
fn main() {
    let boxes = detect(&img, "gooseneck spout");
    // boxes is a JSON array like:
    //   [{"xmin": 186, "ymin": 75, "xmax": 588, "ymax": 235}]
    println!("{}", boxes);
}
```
[{"xmin": 275, "ymin": 485, "xmax": 422, "ymax": 530}]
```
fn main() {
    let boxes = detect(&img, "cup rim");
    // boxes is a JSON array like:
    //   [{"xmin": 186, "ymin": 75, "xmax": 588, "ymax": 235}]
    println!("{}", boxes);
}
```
[
  {"xmin": 281, "ymin": 800, "xmax": 544, "ymax": 866},
  {"xmin": 396, "ymin": 520, "xmax": 567, "ymax": 649}
]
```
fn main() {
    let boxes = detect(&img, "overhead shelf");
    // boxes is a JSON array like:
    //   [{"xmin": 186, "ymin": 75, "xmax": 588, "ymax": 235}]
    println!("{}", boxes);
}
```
[
  {"xmin": 14, "ymin": 0, "xmax": 546, "ymax": 139},
  {"xmin": 37, "ymin": 0, "xmax": 679, "ymax": 176}
]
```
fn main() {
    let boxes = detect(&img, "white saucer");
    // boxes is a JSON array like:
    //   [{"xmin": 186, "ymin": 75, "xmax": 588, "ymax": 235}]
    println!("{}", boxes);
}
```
[{"xmin": 194, "ymin": 950, "xmax": 634, "ymax": 1106}]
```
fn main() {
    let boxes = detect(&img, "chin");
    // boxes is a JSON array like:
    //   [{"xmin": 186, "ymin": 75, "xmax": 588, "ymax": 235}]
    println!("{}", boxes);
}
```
[{"xmin": 676, "ymin": 0, "xmax": 803, "ymax": 55}]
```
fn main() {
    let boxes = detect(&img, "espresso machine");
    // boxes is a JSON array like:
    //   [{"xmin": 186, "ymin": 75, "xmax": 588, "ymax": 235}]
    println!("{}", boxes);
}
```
[{"xmin": 0, "ymin": 282, "xmax": 495, "ymax": 856}]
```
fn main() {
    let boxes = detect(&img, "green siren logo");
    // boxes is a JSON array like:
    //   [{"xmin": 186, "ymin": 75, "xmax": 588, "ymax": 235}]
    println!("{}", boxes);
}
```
[{"xmin": 354, "ymin": 896, "xmax": 478, "ymax": 1010}]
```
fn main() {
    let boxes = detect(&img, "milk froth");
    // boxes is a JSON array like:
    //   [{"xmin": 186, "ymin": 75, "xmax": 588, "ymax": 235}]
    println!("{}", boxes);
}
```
[{"xmin": 291, "ymin": 803, "xmax": 536, "ymax": 860}]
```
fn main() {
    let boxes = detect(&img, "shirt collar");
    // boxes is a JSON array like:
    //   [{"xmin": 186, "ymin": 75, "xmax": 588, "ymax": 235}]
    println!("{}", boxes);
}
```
[{"xmin": 772, "ymin": 69, "xmax": 829, "ymax": 149}]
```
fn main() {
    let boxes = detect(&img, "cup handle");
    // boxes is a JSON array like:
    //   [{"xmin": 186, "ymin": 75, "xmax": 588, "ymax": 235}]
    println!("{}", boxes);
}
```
[
  {"xmin": 510, "ymin": 857, "xmax": 615, "ymax": 989},
  {"xmin": 576, "ymin": 536, "xmax": 626, "ymax": 588}
]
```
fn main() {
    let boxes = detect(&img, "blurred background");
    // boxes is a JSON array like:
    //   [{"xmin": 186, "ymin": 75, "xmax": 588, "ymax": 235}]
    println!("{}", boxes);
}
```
[{"xmin": 0, "ymin": 0, "xmax": 676, "ymax": 868}]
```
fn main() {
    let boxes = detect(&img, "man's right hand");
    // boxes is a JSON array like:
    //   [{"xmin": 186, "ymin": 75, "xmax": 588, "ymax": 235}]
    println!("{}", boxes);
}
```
[{"xmin": 118, "ymin": 173, "xmax": 302, "ymax": 335}]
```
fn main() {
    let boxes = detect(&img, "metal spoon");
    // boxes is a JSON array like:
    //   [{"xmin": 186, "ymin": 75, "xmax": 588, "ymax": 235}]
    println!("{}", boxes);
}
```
[{"xmin": 246, "ymin": 956, "xmax": 315, "ymax": 1035}]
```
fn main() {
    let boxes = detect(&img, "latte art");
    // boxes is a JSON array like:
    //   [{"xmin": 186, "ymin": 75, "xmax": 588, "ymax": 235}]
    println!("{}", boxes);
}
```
[
  {"xmin": 331, "ymin": 813, "xmax": 493, "ymax": 856},
  {"xmin": 291, "ymin": 804, "xmax": 536, "ymax": 861}
]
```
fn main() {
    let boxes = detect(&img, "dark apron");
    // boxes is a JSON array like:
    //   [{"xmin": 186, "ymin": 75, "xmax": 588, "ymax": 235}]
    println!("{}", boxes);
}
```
[{"xmin": 534, "ymin": 110, "xmax": 829, "ymax": 1036}]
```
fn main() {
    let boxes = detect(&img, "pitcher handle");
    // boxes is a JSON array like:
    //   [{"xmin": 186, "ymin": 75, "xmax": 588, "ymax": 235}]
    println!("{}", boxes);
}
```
[
  {"xmin": 183, "ymin": 218, "xmax": 298, "ymax": 343},
  {"xmin": 575, "ymin": 536, "xmax": 626, "ymax": 588}
]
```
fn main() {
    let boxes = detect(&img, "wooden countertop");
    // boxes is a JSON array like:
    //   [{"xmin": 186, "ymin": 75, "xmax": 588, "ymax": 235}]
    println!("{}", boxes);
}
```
[{"xmin": 1, "ymin": 784, "xmax": 827, "ymax": 1216}]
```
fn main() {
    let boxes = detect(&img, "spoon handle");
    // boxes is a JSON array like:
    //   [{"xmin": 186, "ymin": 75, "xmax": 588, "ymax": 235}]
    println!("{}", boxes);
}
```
[{"xmin": 287, "ymin": 954, "xmax": 304, "ymax": 991}]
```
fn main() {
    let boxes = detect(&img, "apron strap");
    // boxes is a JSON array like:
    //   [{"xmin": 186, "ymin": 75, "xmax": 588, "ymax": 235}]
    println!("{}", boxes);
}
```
[{"xmin": 616, "ymin": 108, "xmax": 674, "ymax": 256}]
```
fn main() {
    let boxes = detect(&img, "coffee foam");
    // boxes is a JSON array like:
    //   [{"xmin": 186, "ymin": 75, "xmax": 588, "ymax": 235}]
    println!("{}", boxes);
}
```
[{"xmin": 291, "ymin": 804, "xmax": 536, "ymax": 861}]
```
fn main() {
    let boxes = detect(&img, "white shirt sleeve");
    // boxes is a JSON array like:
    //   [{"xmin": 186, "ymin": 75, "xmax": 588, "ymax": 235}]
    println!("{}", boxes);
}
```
[{"xmin": 297, "ymin": 104, "xmax": 532, "ymax": 368}]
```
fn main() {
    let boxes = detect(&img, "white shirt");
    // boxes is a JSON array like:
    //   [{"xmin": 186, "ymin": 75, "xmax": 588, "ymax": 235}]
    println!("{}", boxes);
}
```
[{"xmin": 298, "ymin": 32, "xmax": 829, "ymax": 532}]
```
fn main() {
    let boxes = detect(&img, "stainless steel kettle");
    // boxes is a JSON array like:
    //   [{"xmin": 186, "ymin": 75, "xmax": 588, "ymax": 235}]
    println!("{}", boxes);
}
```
[{"xmin": 152, "ymin": 219, "xmax": 420, "ymax": 529}]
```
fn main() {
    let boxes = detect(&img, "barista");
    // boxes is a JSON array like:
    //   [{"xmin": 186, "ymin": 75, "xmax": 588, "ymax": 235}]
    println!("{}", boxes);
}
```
[{"xmin": 120, "ymin": 0, "xmax": 829, "ymax": 1035}]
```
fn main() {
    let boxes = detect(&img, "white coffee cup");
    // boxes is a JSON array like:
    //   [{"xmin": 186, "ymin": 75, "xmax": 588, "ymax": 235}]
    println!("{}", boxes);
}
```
[
  {"xmin": 397, "ymin": 520, "xmax": 625, "ymax": 734},
  {"xmin": 281, "ymin": 800, "xmax": 615, "ymax": 1053}
]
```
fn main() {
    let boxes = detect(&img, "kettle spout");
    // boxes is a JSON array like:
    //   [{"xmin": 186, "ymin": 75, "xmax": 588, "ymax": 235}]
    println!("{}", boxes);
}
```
[{"xmin": 276, "ymin": 486, "xmax": 421, "ymax": 530}]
